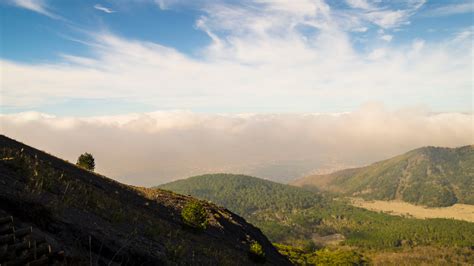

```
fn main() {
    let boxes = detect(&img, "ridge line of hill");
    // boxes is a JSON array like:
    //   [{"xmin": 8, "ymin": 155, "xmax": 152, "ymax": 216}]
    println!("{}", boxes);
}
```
[
  {"xmin": 291, "ymin": 145, "xmax": 474, "ymax": 207},
  {"xmin": 0, "ymin": 134, "xmax": 290, "ymax": 265}
]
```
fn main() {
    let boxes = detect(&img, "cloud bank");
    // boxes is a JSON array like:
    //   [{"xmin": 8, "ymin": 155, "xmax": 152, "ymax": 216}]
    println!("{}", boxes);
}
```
[{"xmin": 1, "ymin": 104, "xmax": 472, "ymax": 186}]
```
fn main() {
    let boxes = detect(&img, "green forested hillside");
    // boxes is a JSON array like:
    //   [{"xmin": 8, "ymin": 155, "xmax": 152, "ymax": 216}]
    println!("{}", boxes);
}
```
[
  {"xmin": 159, "ymin": 174, "xmax": 474, "ymax": 255},
  {"xmin": 292, "ymin": 145, "xmax": 474, "ymax": 207},
  {"xmin": 159, "ymin": 174, "xmax": 323, "ymax": 217}
]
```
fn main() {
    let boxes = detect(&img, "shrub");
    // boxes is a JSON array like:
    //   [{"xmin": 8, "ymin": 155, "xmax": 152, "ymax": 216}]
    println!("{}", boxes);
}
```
[
  {"xmin": 181, "ymin": 201, "xmax": 208, "ymax": 230},
  {"xmin": 274, "ymin": 243, "xmax": 310, "ymax": 265},
  {"xmin": 76, "ymin": 153, "xmax": 95, "ymax": 171},
  {"xmin": 249, "ymin": 241, "xmax": 266, "ymax": 263},
  {"xmin": 275, "ymin": 244, "xmax": 366, "ymax": 265},
  {"xmin": 310, "ymin": 248, "xmax": 366, "ymax": 265}
]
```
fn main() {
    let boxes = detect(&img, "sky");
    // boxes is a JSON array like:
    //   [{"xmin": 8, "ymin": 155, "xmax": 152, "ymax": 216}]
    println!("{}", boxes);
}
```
[
  {"xmin": 0, "ymin": 0, "xmax": 473, "ymax": 185},
  {"xmin": 1, "ymin": 0, "xmax": 473, "ymax": 114}
]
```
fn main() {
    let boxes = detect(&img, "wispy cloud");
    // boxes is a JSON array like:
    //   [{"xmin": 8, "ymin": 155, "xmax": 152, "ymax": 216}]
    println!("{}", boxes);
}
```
[
  {"xmin": 0, "ymin": 0, "xmax": 471, "ymax": 115},
  {"xmin": 94, "ymin": 4, "xmax": 115, "ymax": 14},
  {"xmin": 453, "ymin": 27, "xmax": 474, "ymax": 42},
  {"xmin": 2, "ymin": 0, "xmax": 471, "ymax": 113},
  {"xmin": 8, "ymin": 0, "xmax": 59, "ymax": 19},
  {"xmin": 380, "ymin": 34, "xmax": 393, "ymax": 42},
  {"xmin": 1, "ymin": 104, "xmax": 472, "ymax": 185},
  {"xmin": 2, "ymin": 28, "xmax": 471, "ymax": 112},
  {"xmin": 346, "ymin": 0, "xmax": 373, "ymax": 10},
  {"xmin": 422, "ymin": 2, "xmax": 474, "ymax": 17},
  {"xmin": 350, "ymin": 0, "xmax": 426, "ymax": 29}
]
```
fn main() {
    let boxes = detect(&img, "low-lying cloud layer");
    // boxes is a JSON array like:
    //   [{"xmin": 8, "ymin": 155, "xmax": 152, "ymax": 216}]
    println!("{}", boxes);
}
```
[{"xmin": 1, "ymin": 104, "xmax": 472, "ymax": 186}]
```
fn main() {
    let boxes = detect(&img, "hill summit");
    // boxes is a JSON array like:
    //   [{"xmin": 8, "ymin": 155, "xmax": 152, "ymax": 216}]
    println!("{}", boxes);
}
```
[{"xmin": 292, "ymin": 145, "xmax": 474, "ymax": 207}]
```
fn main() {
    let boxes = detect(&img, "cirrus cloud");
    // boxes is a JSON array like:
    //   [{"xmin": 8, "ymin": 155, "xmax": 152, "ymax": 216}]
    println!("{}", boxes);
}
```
[
  {"xmin": 1, "ymin": 29, "xmax": 471, "ymax": 112},
  {"xmin": 6, "ymin": 0, "xmax": 60, "ymax": 19},
  {"xmin": 2, "ymin": 0, "xmax": 471, "ymax": 113},
  {"xmin": 94, "ymin": 4, "xmax": 115, "ymax": 13}
]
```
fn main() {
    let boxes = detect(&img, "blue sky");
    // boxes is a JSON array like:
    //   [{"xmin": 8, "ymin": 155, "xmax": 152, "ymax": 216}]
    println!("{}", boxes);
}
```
[
  {"xmin": 1, "ymin": 0, "xmax": 473, "ymax": 115},
  {"xmin": 1, "ymin": 0, "xmax": 210, "ymax": 62}
]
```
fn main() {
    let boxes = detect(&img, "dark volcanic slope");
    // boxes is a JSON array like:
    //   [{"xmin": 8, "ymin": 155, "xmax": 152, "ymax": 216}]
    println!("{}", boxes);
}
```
[
  {"xmin": 292, "ymin": 145, "xmax": 474, "ymax": 207},
  {"xmin": 0, "ymin": 135, "xmax": 290, "ymax": 265}
]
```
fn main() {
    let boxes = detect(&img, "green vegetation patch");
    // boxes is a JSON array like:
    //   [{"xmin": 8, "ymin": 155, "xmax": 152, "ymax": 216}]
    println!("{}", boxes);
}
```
[
  {"xmin": 296, "ymin": 146, "xmax": 474, "ymax": 207},
  {"xmin": 76, "ymin": 152, "xmax": 95, "ymax": 171},
  {"xmin": 249, "ymin": 241, "xmax": 266, "ymax": 263},
  {"xmin": 159, "ymin": 173, "xmax": 474, "ymax": 250},
  {"xmin": 275, "ymin": 244, "xmax": 367, "ymax": 266},
  {"xmin": 181, "ymin": 201, "xmax": 208, "ymax": 230}
]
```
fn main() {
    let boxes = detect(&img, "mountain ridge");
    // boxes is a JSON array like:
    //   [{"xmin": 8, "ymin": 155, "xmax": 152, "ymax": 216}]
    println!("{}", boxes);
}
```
[{"xmin": 291, "ymin": 145, "xmax": 474, "ymax": 207}]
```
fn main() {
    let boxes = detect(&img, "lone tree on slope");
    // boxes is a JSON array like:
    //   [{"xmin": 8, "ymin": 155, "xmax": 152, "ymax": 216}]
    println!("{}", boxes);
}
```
[{"xmin": 76, "ymin": 152, "xmax": 95, "ymax": 171}]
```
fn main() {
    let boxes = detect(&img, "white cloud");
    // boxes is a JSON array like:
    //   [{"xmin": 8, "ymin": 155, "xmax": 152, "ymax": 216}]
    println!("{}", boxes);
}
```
[
  {"xmin": 342, "ymin": 0, "xmax": 426, "ymax": 29},
  {"xmin": 94, "ymin": 4, "xmax": 115, "ymax": 13},
  {"xmin": 352, "ymin": 26, "xmax": 368, "ymax": 32},
  {"xmin": 154, "ymin": 0, "xmax": 196, "ymax": 10},
  {"xmin": 365, "ymin": 9, "xmax": 408, "ymax": 28},
  {"xmin": 2, "ymin": 23, "xmax": 471, "ymax": 112},
  {"xmin": 346, "ymin": 0, "xmax": 372, "ymax": 10},
  {"xmin": 1, "ymin": 0, "xmax": 471, "ymax": 113},
  {"xmin": 1, "ymin": 105, "xmax": 472, "ymax": 186},
  {"xmin": 381, "ymin": 34, "xmax": 393, "ymax": 42},
  {"xmin": 411, "ymin": 39, "xmax": 425, "ymax": 54},
  {"xmin": 8, "ymin": 0, "xmax": 59, "ymax": 19},
  {"xmin": 453, "ymin": 27, "xmax": 474, "ymax": 42},
  {"xmin": 368, "ymin": 48, "xmax": 386, "ymax": 60},
  {"xmin": 422, "ymin": 2, "xmax": 474, "ymax": 17}
]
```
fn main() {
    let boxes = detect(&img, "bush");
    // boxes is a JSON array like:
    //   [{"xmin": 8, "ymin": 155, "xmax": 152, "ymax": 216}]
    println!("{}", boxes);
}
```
[
  {"xmin": 249, "ymin": 241, "xmax": 266, "ymax": 263},
  {"xmin": 275, "ymin": 244, "xmax": 366, "ymax": 265},
  {"xmin": 181, "ymin": 201, "xmax": 208, "ymax": 230},
  {"xmin": 274, "ymin": 243, "xmax": 310, "ymax": 265},
  {"xmin": 310, "ymin": 248, "xmax": 366, "ymax": 265},
  {"xmin": 76, "ymin": 153, "xmax": 95, "ymax": 171}
]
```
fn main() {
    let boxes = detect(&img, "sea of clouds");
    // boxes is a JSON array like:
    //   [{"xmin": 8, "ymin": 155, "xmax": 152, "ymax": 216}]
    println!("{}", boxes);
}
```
[{"xmin": 1, "ymin": 103, "xmax": 472, "ymax": 186}]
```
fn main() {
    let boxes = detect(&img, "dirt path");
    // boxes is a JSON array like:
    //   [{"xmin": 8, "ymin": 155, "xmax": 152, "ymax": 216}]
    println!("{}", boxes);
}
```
[{"xmin": 349, "ymin": 198, "xmax": 474, "ymax": 223}]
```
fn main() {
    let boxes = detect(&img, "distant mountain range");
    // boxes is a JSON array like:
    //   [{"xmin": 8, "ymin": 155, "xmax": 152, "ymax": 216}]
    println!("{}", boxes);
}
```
[
  {"xmin": 0, "ymin": 135, "xmax": 289, "ymax": 265},
  {"xmin": 292, "ymin": 145, "xmax": 474, "ymax": 207}
]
